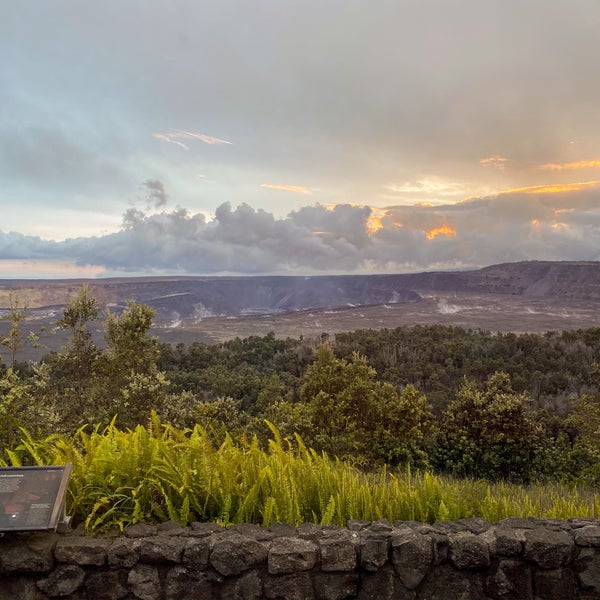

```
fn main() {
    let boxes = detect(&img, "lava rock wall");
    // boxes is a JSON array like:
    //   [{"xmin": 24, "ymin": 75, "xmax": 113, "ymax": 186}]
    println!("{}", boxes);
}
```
[{"xmin": 0, "ymin": 517, "xmax": 599, "ymax": 599}]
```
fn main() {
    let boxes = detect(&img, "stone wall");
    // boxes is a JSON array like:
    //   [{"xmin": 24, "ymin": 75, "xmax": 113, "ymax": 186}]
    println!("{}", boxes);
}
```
[{"xmin": 0, "ymin": 517, "xmax": 599, "ymax": 599}]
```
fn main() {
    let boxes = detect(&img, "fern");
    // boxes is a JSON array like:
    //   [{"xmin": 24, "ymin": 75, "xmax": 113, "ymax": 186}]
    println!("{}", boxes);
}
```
[
  {"xmin": 321, "ymin": 495, "xmax": 336, "ymax": 525},
  {"xmin": 2, "ymin": 421, "xmax": 598, "ymax": 532}
]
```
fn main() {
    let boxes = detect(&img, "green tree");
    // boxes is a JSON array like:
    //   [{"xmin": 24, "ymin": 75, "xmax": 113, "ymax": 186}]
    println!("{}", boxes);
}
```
[
  {"xmin": 375, "ymin": 384, "xmax": 436, "ymax": 467},
  {"xmin": 34, "ymin": 287, "xmax": 101, "ymax": 432},
  {"xmin": 58, "ymin": 286, "xmax": 99, "ymax": 360},
  {"xmin": 53, "ymin": 285, "xmax": 100, "ymax": 397},
  {"xmin": 0, "ymin": 296, "xmax": 55, "ymax": 442},
  {"xmin": 435, "ymin": 372, "xmax": 546, "ymax": 482},
  {"xmin": 1, "ymin": 294, "xmax": 27, "ymax": 369},
  {"xmin": 193, "ymin": 396, "xmax": 257, "ymax": 443},
  {"xmin": 0, "ymin": 368, "xmax": 53, "ymax": 450},
  {"xmin": 0, "ymin": 369, "xmax": 31, "ymax": 448},
  {"xmin": 94, "ymin": 302, "xmax": 168, "ymax": 428},
  {"xmin": 564, "ymin": 362, "xmax": 600, "ymax": 484},
  {"xmin": 299, "ymin": 345, "xmax": 434, "ymax": 465},
  {"xmin": 36, "ymin": 294, "xmax": 169, "ymax": 432}
]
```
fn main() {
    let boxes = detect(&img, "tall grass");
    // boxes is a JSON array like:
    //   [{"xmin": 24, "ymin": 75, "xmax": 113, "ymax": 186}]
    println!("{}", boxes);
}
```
[{"xmin": 2, "ymin": 416, "xmax": 598, "ymax": 532}]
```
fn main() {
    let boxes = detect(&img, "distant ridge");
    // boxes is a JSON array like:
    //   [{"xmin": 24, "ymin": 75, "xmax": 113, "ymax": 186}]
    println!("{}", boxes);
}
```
[
  {"xmin": 403, "ymin": 261, "xmax": 600, "ymax": 300},
  {"xmin": 1, "ymin": 261, "xmax": 599, "ymax": 320}
]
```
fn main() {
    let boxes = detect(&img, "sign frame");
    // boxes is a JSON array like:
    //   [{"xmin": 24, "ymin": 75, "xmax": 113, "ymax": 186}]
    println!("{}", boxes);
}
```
[{"xmin": 0, "ymin": 463, "xmax": 72, "ymax": 532}]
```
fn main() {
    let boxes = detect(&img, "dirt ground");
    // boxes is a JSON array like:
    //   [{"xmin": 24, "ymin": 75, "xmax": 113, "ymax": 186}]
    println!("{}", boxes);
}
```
[
  {"xmin": 153, "ymin": 292, "xmax": 600, "ymax": 345},
  {"xmin": 2, "ymin": 291, "xmax": 598, "ymax": 363}
]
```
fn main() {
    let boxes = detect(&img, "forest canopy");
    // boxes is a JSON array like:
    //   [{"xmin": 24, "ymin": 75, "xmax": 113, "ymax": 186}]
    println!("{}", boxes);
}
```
[{"xmin": 1, "ymin": 287, "xmax": 600, "ymax": 486}]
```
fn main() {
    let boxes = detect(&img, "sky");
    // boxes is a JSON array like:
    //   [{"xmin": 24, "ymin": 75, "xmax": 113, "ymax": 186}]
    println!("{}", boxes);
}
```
[{"xmin": 2, "ymin": 1, "xmax": 600, "ymax": 278}]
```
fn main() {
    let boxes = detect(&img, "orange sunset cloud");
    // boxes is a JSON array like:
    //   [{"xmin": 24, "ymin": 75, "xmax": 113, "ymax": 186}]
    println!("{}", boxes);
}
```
[
  {"xmin": 498, "ymin": 181, "xmax": 600, "ymax": 195},
  {"xmin": 261, "ymin": 184, "xmax": 311, "ymax": 194},
  {"xmin": 426, "ymin": 225, "xmax": 457, "ymax": 240},
  {"xmin": 540, "ymin": 160, "xmax": 600, "ymax": 171}
]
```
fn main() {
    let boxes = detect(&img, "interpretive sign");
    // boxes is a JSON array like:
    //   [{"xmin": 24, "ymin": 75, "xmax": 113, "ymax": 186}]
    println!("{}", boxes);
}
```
[{"xmin": 0, "ymin": 463, "xmax": 72, "ymax": 531}]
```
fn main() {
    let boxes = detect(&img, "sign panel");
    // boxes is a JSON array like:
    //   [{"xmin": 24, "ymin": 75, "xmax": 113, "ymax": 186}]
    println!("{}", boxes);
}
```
[{"xmin": 0, "ymin": 464, "xmax": 72, "ymax": 531}]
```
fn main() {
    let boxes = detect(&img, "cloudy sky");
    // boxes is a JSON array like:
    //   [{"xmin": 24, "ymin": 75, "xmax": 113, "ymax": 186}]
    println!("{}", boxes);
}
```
[{"xmin": 2, "ymin": 1, "xmax": 600, "ymax": 278}]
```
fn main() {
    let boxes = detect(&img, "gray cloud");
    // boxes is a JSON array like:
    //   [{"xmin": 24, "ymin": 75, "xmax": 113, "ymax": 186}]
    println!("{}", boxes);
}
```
[
  {"xmin": 1, "ymin": 189, "xmax": 599, "ymax": 275},
  {"xmin": 3, "ymin": 1, "xmax": 600, "ymax": 222},
  {"xmin": 0, "ymin": 232, "xmax": 58, "ymax": 259},
  {"xmin": 140, "ymin": 180, "xmax": 168, "ymax": 209},
  {"xmin": 0, "ymin": 122, "xmax": 130, "ymax": 194},
  {"xmin": 2, "ymin": 0, "xmax": 600, "ymax": 263}
]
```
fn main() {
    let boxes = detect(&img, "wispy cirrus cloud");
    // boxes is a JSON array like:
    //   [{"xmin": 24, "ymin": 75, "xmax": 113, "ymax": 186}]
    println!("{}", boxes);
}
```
[
  {"xmin": 152, "ymin": 133, "xmax": 189, "ymax": 150},
  {"xmin": 152, "ymin": 129, "xmax": 232, "ymax": 150},
  {"xmin": 540, "ymin": 159, "xmax": 600, "ymax": 171},
  {"xmin": 384, "ymin": 178, "xmax": 487, "ymax": 204},
  {"xmin": 385, "ymin": 179, "xmax": 466, "ymax": 196},
  {"xmin": 497, "ymin": 181, "xmax": 600, "ymax": 195},
  {"xmin": 171, "ymin": 129, "xmax": 232, "ymax": 145},
  {"xmin": 260, "ymin": 183, "xmax": 311, "ymax": 194},
  {"xmin": 480, "ymin": 156, "xmax": 510, "ymax": 170}
]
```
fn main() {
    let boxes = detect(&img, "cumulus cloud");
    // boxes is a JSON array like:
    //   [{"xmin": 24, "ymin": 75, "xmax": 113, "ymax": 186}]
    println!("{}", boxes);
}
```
[
  {"xmin": 122, "ymin": 180, "xmax": 170, "ymax": 228},
  {"xmin": 1, "ymin": 187, "xmax": 600, "ymax": 277}
]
